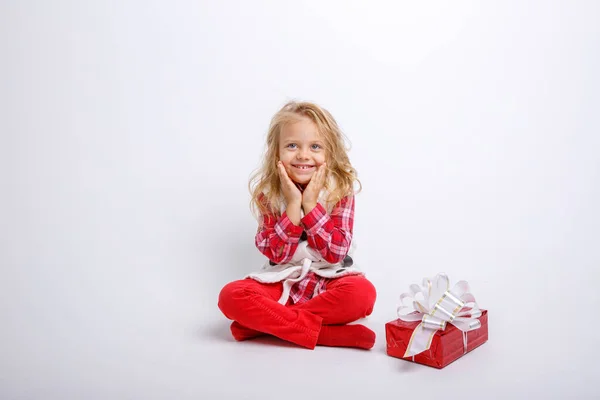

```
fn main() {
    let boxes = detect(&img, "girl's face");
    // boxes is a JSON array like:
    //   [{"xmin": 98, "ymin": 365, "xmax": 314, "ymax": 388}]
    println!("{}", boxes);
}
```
[{"xmin": 278, "ymin": 117, "xmax": 326, "ymax": 185}]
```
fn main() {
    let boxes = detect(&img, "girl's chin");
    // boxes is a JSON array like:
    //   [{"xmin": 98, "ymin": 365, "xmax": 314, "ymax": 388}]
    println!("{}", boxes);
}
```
[{"xmin": 291, "ymin": 176, "xmax": 312, "ymax": 185}]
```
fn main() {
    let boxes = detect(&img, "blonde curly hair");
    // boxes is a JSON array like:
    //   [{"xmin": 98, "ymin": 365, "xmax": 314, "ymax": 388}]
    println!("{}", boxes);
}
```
[{"xmin": 249, "ymin": 101, "xmax": 361, "ymax": 217}]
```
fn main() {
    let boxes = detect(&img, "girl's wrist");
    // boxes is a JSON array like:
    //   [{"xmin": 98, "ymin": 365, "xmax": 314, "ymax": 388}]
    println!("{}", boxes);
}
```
[
  {"xmin": 287, "ymin": 200, "xmax": 302, "ymax": 208},
  {"xmin": 302, "ymin": 201, "xmax": 317, "ymax": 213},
  {"xmin": 286, "ymin": 202, "xmax": 302, "ymax": 226}
]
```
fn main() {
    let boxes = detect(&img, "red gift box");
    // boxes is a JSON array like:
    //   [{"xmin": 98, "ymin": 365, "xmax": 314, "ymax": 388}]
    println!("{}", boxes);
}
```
[{"xmin": 386, "ymin": 310, "xmax": 488, "ymax": 369}]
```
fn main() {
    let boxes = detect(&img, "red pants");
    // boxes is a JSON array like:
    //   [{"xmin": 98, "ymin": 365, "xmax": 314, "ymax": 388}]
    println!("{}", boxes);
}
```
[{"xmin": 218, "ymin": 274, "xmax": 376, "ymax": 349}]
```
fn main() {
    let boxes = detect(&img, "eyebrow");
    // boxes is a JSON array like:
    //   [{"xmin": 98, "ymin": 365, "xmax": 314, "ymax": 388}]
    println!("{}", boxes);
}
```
[{"xmin": 281, "ymin": 139, "xmax": 324, "ymax": 145}]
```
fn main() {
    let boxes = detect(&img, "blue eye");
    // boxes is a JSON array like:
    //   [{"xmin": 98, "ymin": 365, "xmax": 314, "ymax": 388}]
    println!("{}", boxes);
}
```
[
  {"xmin": 311, "ymin": 144, "xmax": 322, "ymax": 150},
  {"xmin": 287, "ymin": 143, "xmax": 297, "ymax": 149}
]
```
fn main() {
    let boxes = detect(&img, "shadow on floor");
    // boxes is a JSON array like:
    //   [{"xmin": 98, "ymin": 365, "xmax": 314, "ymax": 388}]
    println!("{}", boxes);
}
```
[
  {"xmin": 197, "ymin": 320, "xmax": 317, "ymax": 350},
  {"xmin": 198, "ymin": 320, "xmax": 233, "ymax": 342}
]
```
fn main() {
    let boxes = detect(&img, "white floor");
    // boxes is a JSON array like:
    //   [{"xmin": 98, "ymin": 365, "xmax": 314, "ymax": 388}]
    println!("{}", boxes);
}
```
[{"xmin": 2, "ymin": 275, "xmax": 597, "ymax": 400}]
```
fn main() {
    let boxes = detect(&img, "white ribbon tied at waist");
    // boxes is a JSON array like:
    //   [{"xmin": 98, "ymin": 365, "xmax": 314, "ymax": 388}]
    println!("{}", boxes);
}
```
[{"xmin": 396, "ymin": 273, "xmax": 482, "ymax": 357}]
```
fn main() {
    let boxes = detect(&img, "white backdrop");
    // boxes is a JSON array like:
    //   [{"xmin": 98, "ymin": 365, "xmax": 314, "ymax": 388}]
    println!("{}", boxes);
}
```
[{"xmin": 1, "ymin": 1, "xmax": 599, "ymax": 399}]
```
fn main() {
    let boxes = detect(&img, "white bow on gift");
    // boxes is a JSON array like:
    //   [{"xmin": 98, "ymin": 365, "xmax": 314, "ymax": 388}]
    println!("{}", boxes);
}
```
[{"xmin": 397, "ymin": 273, "xmax": 482, "ymax": 357}]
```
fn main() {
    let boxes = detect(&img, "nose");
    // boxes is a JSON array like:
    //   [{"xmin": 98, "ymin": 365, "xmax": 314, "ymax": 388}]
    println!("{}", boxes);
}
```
[{"xmin": 296, "ymin": 147, "xmax": 309, "ymax": 160}]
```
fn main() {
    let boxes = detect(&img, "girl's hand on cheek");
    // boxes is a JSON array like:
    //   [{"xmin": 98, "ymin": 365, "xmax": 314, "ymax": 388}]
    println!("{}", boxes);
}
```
[
  {"xmin": 278, "ymin": 161, "xmax": 302, "ymax": 205},
  {"xmin": 302, "ymin": 163, "xmax": 327, "ymax": 212}
]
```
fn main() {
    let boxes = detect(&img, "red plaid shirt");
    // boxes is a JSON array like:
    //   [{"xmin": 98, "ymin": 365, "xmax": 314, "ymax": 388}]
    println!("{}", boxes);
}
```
[
  {"xmin": 288, "ymin": 271, "xmax": 327, "ymax": 304},
  {"xmin": 255, "ymin": 194, "xmax": 355, "ymax": 304}
]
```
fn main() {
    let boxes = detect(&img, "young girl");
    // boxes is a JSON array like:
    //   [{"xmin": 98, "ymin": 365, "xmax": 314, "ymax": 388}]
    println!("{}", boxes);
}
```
[{"xmin": 217, "ymin": 101, "xmax": 376, "ymax": 350}]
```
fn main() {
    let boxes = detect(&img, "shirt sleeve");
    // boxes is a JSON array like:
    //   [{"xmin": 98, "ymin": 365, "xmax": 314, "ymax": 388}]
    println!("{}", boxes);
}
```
[
  {"xmin": 254, "ymin": 196, "xmax": 303, "ymax": 264},
  {"xmin": 300, "ymin": 195, "xmax": 354, "ymax": 264}
]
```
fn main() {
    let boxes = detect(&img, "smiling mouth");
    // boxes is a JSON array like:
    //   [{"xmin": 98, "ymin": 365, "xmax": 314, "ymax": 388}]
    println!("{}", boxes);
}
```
[{"xmin": 292, "ymin": 165, "xmax": 315, "ymax": 171}]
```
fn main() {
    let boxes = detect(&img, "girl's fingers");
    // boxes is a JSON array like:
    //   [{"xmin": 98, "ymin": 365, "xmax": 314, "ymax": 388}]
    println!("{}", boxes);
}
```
[
  {"xmin": 312, "ymin": 165, "xmax": 323, "ymax": 185},
  {"xmin": 318, "ymin": 163, "xmax": 326, "ymax": 185},
  {"xmin": 282, "ymin": 169, "xmax": 292, "ymax": 185},
  {"xmin": 279, "ymin": 166, "xmax": 290, "ymax": 189},
  {"xmin": 278, "ymin": 162, "xmax": 294, "ymax": 188},
  {"xmin": 278, "ymin": 162, "xmax": 287, "ymax": 179}
]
